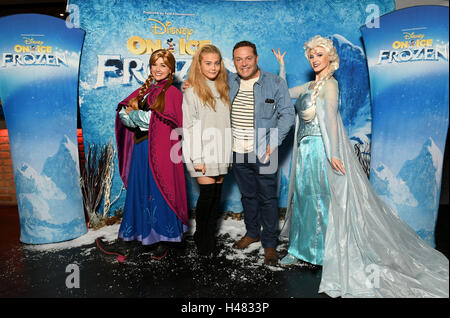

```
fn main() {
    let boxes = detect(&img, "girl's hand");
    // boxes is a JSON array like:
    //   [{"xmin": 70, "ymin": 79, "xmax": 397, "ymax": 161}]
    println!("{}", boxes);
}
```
[
  {"xmin": 181, "ymin": 80, "xmax": 191, "ymax": 92},
  {"xmin": 331, "ymin": 157, "xmax": 345, "ymax": 175},
  {"xmin": 194, "ymin": 164, "xmax": 206, "ymax": 175},
  {"xmin": 271, "ymin": 48, "xmax": 286, "ymax": 64}
]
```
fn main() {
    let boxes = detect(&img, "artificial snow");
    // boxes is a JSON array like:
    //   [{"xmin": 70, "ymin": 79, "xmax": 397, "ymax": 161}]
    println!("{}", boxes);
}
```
[{"xmin": 23, "ymin": 216, "xmax": 302, "ymax": 272}]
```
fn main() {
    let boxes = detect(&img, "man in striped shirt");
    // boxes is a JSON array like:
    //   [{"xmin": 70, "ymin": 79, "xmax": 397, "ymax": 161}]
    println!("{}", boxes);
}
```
[
  {"xmin": 230, "ymin": 75, "xmax": 257, "ymax": 154},
  {"xmin": 229, "ymin": 41, "xmax": 294, "ymax": 266}
]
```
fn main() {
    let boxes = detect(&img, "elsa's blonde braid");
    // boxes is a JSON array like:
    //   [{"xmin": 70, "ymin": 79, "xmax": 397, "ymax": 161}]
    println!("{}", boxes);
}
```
[{"xmin": 301, "ymin": 70, "xmax": 334, "ymax": 122}]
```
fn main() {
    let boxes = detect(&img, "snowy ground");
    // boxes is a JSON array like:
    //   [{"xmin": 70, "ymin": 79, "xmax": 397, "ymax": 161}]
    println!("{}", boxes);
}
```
[
  {"xmin": 1, "ymin": 216, "xmax": 324, "ymax": 298},
  {"xmin": 23, "ymin": 216, "xmax": 313, "ymax": 271}
]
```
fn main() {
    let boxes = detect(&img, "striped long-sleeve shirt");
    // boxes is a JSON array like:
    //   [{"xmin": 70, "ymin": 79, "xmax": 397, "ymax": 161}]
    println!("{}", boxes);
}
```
[{"xmin": 231, "ymin": 77, "xmax": 258, "ymax": 153}]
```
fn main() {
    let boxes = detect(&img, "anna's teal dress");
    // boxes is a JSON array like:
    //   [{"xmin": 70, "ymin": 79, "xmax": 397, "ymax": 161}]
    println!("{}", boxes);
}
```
[{"xmin": 287, "ymin": 87, "xmax": 330, "ymax": 265}]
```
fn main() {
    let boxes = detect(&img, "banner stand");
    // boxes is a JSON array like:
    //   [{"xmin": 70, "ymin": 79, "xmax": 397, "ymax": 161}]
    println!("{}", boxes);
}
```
[{"xmin": 0, "ymin": 14, "xmax": 87, "ymax": 244}]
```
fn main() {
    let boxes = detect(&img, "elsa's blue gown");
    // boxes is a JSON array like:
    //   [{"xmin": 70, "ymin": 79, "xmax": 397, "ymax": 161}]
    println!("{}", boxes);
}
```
[
  {"xmin": 287, "ymin": 88, "xmax": 330, "ymax": 265},
  {"xmin": 280, "ymin": 70, "xmax": 448, "ymax": 297}
]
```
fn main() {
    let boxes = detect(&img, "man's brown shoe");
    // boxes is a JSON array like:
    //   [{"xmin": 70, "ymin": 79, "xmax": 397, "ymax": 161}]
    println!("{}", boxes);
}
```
[
  {"xmin": 264, "ymin": 247, "xmax": 278, "ymax": 266},
  {"xmin": 232, "ymin": 236, "xmax": 260, "ymax": 249}
]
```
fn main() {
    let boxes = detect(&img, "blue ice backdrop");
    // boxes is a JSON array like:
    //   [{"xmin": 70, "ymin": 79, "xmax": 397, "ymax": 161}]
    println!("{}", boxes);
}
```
[{"xmin": 69, "ymin": 0, "xmax": 394, "ymax": 215}]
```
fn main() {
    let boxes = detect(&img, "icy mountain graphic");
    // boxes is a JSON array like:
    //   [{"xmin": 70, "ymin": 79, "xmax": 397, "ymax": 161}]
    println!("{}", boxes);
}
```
[
  {"xmin": 15, "ymin": 135, "xmax": 86, "ymax": 243},
  {"xmin": 398, "ymin": 138, "xmax": 442, "ymax": 211},
  {"xmin": 371, "ymin": 137, "xmax": 442, "ymax": 246},
  {"xmin": 332, "ymin": 34, "xmax": 372, "ymax": 146},
  {"xmin": 42, "ymin": 135, "xmax": 81, "ymax": 198},
  {"xmin": 16, "ymin": 163, "xmax": 66, "ymax": 222}
]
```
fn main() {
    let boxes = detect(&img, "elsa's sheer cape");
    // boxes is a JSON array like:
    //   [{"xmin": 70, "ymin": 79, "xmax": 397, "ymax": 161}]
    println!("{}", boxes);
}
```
[{"xmin": 281, "ymin": 77, "xmax": 449, "ymax": 298}]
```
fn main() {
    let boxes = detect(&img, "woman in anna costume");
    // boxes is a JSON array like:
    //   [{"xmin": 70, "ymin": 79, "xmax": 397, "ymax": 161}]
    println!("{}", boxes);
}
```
[{"xmin": 115, "ymin": 49, "xmax": 188, "ymax": 259}]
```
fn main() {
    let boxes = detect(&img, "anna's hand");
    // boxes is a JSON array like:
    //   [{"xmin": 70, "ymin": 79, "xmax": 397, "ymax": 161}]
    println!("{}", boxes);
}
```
[
  {"xmin": 331, "ymin": 157, "xmax": 345, "ymax": 175},
  {"xmin": 125, "ymin": 106, "xmax": 133, "ymax": 115},
  {"xmin": 271, "ymin": 48, "xmax": 286, "ymax": 65},
  {"xmin": 127, "ymin": 97, "xmax": 139, "ymax": 111}
]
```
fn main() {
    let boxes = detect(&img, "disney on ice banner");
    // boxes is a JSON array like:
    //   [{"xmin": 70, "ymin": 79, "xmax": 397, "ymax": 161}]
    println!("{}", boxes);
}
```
[
  {"xmin": 0, "ymin": 14, "xmax": 87, "ymax": 244},
  {"xmin": 361, "ymin": 5, "xmax": 449, "ymax": 247},
  {"xmin": 68, "ymin": 0, "xmax": 394, "ymax": 214}
]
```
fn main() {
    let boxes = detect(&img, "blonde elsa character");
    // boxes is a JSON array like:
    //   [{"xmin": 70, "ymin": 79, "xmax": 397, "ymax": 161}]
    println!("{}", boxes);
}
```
[{"xmin": 273, "ymin": 35, "xmax": 448, "ymax": 298}]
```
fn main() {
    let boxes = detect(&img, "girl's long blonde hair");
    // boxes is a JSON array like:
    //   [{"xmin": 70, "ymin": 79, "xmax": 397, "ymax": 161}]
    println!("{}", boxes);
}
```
[
  {"xmin": 128, "ymin": 49, "xmax": 176, "ymax": 113},
  {"xmin": 188, "ymin": 44, "xmax": 230, "ymax": 110}
]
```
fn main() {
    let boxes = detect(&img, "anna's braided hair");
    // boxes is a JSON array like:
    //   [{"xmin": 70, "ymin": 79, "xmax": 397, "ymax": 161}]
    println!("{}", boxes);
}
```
[{"xmin": 128, "ymin": 49, "xmax": 176, "ymax": 113}]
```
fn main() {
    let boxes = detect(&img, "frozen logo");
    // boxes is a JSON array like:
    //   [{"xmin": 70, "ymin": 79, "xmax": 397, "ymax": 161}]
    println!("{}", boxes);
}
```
[
  {"xmin": 126, "ymin": 18, "xmax": 210, "ymax": 56},
  {"xmin": 1, "ymin": 36, "xmax": 67, "ymax": 67},
  {"xmin": 377, "ymin": 30, "xmax": 448, "ymax": 64},
  {"xmin": 93, "ymin": 17, "xmax": 212, "ymax": 88}
]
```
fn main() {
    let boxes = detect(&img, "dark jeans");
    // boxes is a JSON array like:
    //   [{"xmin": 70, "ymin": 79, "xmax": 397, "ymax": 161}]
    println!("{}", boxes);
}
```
[{"xmin": 232, "ymin": 152, "xmax": 279, "ymax": 248}]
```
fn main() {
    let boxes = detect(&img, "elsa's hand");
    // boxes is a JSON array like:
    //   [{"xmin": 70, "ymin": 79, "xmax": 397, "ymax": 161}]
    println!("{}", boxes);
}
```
[
  {"xmin": 331, "ymin": 157, "xmax": 345, "ymax": 175},
  {"xmin": 271, "ymin": 48, "xmax": 286, "ymax": 65}
]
